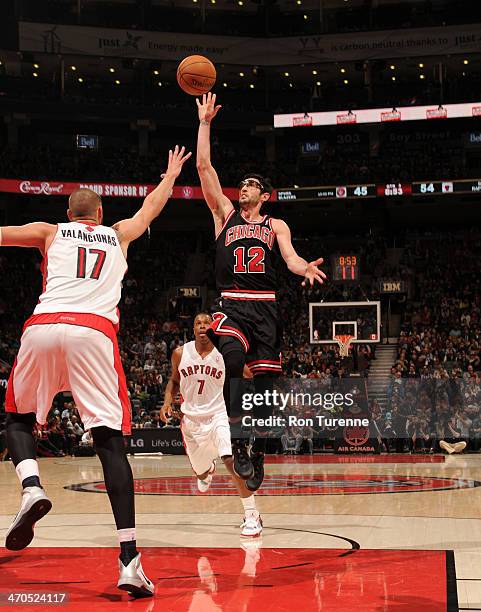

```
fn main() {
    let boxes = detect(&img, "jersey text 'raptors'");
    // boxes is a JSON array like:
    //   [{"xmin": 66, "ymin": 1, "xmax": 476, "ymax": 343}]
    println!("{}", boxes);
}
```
[{"xmin": 179, "ymin": 341, "xmax": 226, "ymax": 417}]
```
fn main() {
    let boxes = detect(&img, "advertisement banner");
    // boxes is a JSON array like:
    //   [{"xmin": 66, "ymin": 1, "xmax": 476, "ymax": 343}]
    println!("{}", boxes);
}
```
[
  {"xmin": 19, "ymin": 21, "xmax": 481, "ymax": 65},
  {"xmin": 127, "ymin": 427, "xmax": 185, "ymax": 454},
  {"xmin": 275, "ymin": 102, "xmax": 481, "ymax": 128},
  {"xmin": 0, "ymin": 179, "xmax": 242, "ymax": 201}
]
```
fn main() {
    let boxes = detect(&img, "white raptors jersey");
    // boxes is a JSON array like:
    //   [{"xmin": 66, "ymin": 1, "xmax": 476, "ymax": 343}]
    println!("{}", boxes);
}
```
[
  {"xmin": 179, "ymin": 341, "xmax": 226, "ymax": 417},
  {"xmin": 34, "ymin": 222, "xmax": 127, "ymax": 324}
]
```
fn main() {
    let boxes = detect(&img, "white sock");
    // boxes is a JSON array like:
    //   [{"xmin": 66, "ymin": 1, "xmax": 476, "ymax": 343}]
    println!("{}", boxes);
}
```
[
  {"xmin": 118, "ymin": 527, "xmax": 136, "ymax": 544},
  {"xmin": 241, "ymin": 495, "xmax": 258, "ymax": 517},
  {"xmin": 15, "ymin": 459, "xmax": 40, "ymax": 485}
]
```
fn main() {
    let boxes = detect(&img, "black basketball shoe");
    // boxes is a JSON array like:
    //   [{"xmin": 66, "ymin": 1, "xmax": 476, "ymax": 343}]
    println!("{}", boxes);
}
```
[
  {"xmin": 246, "ymin": 451, "xmax": 264, "ymax": 492},
  {"xmin": 232, "ymin": 440, "xmax": 253, "ymax": 480}
]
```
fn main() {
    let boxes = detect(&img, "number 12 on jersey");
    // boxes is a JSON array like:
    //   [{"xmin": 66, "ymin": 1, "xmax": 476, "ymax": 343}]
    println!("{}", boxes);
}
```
[
  {"xmin": 76, "ymin": 247, "xmax": 107, "ymax": 280},
  {"xmin": 233, "ymin": 246, "xmax": 265, "ymax": 273}
]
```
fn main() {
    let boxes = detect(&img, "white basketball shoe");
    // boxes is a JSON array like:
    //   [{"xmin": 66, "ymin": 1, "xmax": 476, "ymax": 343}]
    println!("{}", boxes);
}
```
[
  {"xmin": 5, "ymin": 486, "xmax": 52, "ymax": 551},
  {"xmin": 197, "ymin": 462, "xmax": 216, "ymax": 493},
  {"xmin": 240, "ymin": 512, "xmax": 263, "ymax": 537},
  {"xmin": 117, "ymin": 552, "xmax": 154, "ymax": 598}
]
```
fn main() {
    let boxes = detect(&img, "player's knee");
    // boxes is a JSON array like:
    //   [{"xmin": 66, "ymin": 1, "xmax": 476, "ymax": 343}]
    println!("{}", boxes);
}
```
[
  {"xmin": 91, "ymin": 425, "xmax": 123, "ymax": 448},
  {"xmin": 221, "ymin": 455, "xmax": 233, "ymax": 468},
  {"xmin": 6, "ymin": 412, "xmax": 36, "ymax": 430}
]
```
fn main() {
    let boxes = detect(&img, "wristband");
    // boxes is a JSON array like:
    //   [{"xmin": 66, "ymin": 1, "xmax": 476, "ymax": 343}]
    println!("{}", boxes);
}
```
[{"xmin": 200, "ymin": 120, "xmax": 210, "ymax": 126}]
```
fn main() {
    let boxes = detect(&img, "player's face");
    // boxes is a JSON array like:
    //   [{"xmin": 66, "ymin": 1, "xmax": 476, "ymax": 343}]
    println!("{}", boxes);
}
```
[
  {"xmin": 238, "ymin": 178, "xmax": 263, "ymax": 207},
  {"xmin": 194, "ymin": 315, "xmax": 212, "ymax": 341}
]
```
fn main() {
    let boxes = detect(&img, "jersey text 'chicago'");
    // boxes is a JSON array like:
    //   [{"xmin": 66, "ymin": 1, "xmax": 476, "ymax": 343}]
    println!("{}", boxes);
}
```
[
  {"xmin": 179, "ymin": 341, "xmax": 226, "ymax": 417},
  {"xmin": 34, "ymin": 222, "xmax": 127, "ymax": 324},
  {"xmin": 215, "ymin": 210, "xmax": 279, "ymax": 293}
]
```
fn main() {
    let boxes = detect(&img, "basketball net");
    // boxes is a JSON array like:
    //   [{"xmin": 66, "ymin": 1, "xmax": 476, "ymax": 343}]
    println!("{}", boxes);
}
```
[{"xmin": 334, "ymin": 334, "xmax": 353, "ymax": 358}]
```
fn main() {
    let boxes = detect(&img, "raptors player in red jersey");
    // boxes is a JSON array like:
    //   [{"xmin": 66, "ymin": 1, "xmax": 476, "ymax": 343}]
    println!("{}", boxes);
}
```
[
  {"xmin": 196, "ymin": 92, "xmax": 326, "ymax": 491},
  {"xmin": 1, "ymin": 145, "xmax": 191, "ymax": 597}
]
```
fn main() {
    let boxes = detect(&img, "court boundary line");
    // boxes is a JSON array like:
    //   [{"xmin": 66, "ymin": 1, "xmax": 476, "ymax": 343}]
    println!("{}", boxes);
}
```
[{"xmin": 446, "ymin": 550, "xmax": 459, "ymax": 612}]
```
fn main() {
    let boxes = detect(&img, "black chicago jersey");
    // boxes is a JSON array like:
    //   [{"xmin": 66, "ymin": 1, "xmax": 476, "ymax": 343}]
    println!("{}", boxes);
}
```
[
  {"xmin": 209, "ymin": 208, "xmax": 282, "ymax": 381},
  {"xmin": 215, "ymin": 210, "xmax": 279, "ymax": 293}
]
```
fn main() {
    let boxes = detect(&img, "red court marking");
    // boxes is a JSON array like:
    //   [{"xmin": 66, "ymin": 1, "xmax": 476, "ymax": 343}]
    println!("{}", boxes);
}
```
[
  {"xmin": 67, "ymin": 473, "xmax": 479, "ymax": 496},
  {"xmin": 0, "ymin": 547, "xmax": 454, "ymax": 611},
  {"xmin": 265, "ymin": 454, "xmax": 445, "ymax": 464}
]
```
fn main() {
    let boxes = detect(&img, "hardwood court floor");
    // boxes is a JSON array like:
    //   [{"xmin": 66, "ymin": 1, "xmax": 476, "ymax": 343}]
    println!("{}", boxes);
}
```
[{"xmin": 1, "ymin": 453, "xmax": 481, "ymax": 610}]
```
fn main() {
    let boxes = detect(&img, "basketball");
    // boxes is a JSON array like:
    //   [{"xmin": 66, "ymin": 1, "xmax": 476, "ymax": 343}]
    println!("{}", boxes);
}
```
[{"xmin": 176, "ymin": 55, "xmax": 216, "ymax": 96}]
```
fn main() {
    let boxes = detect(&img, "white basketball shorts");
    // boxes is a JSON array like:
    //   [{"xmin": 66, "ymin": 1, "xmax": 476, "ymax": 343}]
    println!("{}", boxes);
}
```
[
  {"xmin": 181, "ymin": 411, "xmax": 232, "ymax": 475},
  {"xmin": 6, "ymin": 313, "xmax": 131, "ymax": 434}
]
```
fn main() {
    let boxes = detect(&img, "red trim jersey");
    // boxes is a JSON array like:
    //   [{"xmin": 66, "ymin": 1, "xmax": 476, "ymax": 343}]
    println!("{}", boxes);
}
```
[
  {"xmin": 215, "ymin": 210, "xmax": 279, "ymax": 294},
  {"xmin": 34, "ymin": 222, "xmax": 127, "ymax": 324}
]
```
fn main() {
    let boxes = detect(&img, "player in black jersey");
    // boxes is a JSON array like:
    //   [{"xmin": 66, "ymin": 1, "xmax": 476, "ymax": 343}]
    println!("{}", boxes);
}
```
[{"xmin": 196, "ymin": 92, "xmax": 326, "ymax": 491}]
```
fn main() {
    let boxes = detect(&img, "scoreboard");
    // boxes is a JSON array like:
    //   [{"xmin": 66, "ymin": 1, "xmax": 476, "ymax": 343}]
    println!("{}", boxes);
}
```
[
  {"xmin": 331, "ymin": 254, "xmax": 361, "ymax": 281},
  {"xmin": 275, "ymin": 178, "xmax": 481, "ymax": 201},
  {"xmin": 412, "ymin": 179, "xmax": 481, "ymax": 195},
  {"xmin": 276, "ymin": 184, "xmax": 376, "ymax": 201}
]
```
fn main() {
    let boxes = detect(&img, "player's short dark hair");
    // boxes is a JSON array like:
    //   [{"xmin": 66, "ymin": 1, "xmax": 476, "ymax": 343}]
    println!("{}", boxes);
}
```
[
  {"xmin": 242, "ymin": 173, "xmax": 273, "ymax": 196},
  {"xmin": 194, "ymin": 312, "xmax": 213, "ymax": 323},
  {"xmin": 69, "ymin": 188, "xmax": 102, "ymax": 218}
]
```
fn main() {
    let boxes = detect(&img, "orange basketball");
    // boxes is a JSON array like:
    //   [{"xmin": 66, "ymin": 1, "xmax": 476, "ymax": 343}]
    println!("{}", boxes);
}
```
[{"xmin": 177, "ymin": 55, "xmax": 216, "ymax": 96}]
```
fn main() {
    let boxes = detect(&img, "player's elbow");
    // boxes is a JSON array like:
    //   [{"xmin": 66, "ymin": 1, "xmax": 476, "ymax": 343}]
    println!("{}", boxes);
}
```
[{"xmin": 196, "ymin": 158, "xmax": 211, "ymax": 174}]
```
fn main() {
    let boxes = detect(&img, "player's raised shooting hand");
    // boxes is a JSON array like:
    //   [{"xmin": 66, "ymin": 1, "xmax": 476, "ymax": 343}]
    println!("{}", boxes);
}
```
[
  {"xmin": 196, "ymin": 92, "xmax": 222, "ymax": 123},
  {"xmin": 302, "ymin": 257, "xmax": 327, "ymax": 287},
  {"xmin": 164, "ymin": 145, "xmax": 192, "ymax": 180},
  {"xmin": 160, "ymin": 403, "xmax": 173, "ymax": 423}
]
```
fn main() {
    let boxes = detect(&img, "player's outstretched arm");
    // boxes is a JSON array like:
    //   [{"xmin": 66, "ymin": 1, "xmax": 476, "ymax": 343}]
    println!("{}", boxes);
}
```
[
  {"xmin": 160, "ymin": 347, "xmax": 183, "ymax": 423},
  {"xmin": 196, "ymin": 92, "xmax": 234, "ymax": 230},
  {"xmin": 113, "ymin": 145, "xmax": 191, "ymax": 251},
  {"xmin": 0, "ymin": 222, "xmax": 57, "ymax": 254},
  {"xmin": 271, "ymin": 218, "xmax": 327, "ymax": 287}
]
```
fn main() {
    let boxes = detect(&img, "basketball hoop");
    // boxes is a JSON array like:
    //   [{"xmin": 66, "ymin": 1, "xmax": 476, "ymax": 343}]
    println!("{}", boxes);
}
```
[{"xmin": 334, "ymin": 334, "xmax": 353, "ymax": 358}]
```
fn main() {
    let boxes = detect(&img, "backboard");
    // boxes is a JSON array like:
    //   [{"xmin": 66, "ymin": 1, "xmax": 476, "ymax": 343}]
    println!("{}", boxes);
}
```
[{"xmin": 309, "ymin": 301, "xmax": 381, "ymax": 345}]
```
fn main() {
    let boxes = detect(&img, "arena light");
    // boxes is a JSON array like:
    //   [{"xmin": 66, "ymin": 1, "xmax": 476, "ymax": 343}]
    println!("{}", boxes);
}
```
[
  {"xmin": 223, "ymin": 82, "xmax": 227, "ymax": 87},
  {"xmin": 390, "ymin": 65, "xmax": 395, "ymax": 70},
  {"xmin": 340, "ymin": 68, "xmax": 346, "ymax": 73},
  {"xmin": 312, "ymin": 69, "xmax": 317, "ymax": 75},
  {"xmin": 419, "ymin": 63, "xmax": 424, "ymax": 68},
  {"xmin": 391, "ymin": 76, "xmax": 396, "ymax": 81},
  {"xmin": 78, "ymin": 77, "xmax": 84, "ymax": 83},
  {"xmin": 316, "ymin": 81, "xmax": 321, "ymax": 86},
  {"xmin": 419, "ymin": 74, "xmax": 425, "ymax": 79},
  {"xmin": 70, "ymin": 65, "xmax": 76, "ymax": 71},
  {"xmin": 249, "ymin": 83, "xmax": 255, "ymax": 88},
  {"xmin": 32, "ymin": 72, "xmax": 38, "ymax": 77},
  {"xmin": 343, "ymin": 79, "xmax": 349, "ymax": 84},
  {"xmin": 303, "ymin": 14, "xmax": 308, "ymax": 19},
  {"xmin": 239, "ymin": 71, "xmax": 244, "ymax": 76},
  {"xmin": 284, "ymin": 71, "xmax": 289, "ymax": 77},
  {"xmin": 153, "ymin": 69, "xmax": 159, "ymax": 75},
  {"xmin": 464, "ymin": 59, "xmax": 469, "ymax": 65},
  {"xmin": 238, "ymin": 0, "xmax": 243, "ymax": 4},
  {"xmin": 33, "ymin": 63, "xmax": 39, "ymax": 69},
  {"xmin": 109, "ymin": 67, "xmax": 115, "ymax": 73},
  {"xmin": 115, "ymin": 79, "xmax": 120, "ymax": 85},
  {"xmin": 157, "ymin": 81, "xmax": 162, "ymax": 86}
]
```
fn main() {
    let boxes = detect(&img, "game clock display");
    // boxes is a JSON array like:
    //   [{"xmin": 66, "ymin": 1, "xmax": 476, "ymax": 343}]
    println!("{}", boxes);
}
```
[{"xmin": 331, "ymin": 254, "xmax": 360, "ymax": 281}]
